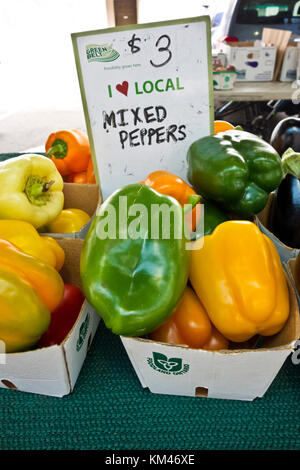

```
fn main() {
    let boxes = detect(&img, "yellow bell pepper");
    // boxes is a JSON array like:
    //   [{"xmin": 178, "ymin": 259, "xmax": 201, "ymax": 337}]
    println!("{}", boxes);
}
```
[
  {"xmin": 47, "ymin": 208, "xmax": 90, "ymax": 233},
  {"xmin": 0, "ymin": 220, "xmax": 65, "ymax": 271},
  {"xmin": 0, "ymin": 154, "xmax": 64, "ymax": 229},
  {"xmin": 0, "ymin": 267, "xmax": 50, "ymax": 353},
  {"xmin": 0, "ymin": 238, "xmax": 64, "ymax": 313},
  {"xmin": 0, "ymin": 238, "xmax": 65, "ymax": 352},
  {"xmin": 42, "ymin": 236, "xmax": 65, "ymax": 271},
  {"xmin": 189, "ymin": 221, "xmax": 290, "ymax": 342}
]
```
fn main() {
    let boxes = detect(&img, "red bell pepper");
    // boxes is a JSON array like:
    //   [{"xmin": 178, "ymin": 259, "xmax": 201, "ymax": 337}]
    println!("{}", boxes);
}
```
[{"xmin": 38, "ymin": 284, "xmax": 85, "ymax": 347}]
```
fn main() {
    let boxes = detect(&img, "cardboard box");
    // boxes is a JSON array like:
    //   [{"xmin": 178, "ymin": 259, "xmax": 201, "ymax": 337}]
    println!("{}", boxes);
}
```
[
  {"xmin": 221, "ymin": 42, "xmax": 277, "ymax": 81},
  {"xmin": 262, "ymin": 28, "xmax": 292, "ymax": 81},
  {"xmin": 280, "ymin": 43, "xmax": 300, "ymax": 82},
  {"xmin": 118, "ymin": 193, "xmax": 300, "ymax": 402},
  {"xmin": 0, "ymin": 238, "xmax": 101, "ymax": 397},
  {"xmin": 121, "ymin": 273, "xmax": 299, "ymax": 401},
  {"xmin": 42, "ymin": 182, "xmax": 101, "ymax": 239}
]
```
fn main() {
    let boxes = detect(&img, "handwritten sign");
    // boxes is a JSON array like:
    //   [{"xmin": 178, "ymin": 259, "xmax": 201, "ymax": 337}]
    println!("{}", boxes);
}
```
[{"xmin": 72, "ymin": 16, "xmax": 213, "ymax": 199}]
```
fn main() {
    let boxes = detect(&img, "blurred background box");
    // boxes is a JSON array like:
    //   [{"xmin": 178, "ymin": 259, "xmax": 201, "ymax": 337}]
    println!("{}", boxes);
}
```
[{"xmin": 221, "ymin": 41, "xmax": 277, "ymax": 81}]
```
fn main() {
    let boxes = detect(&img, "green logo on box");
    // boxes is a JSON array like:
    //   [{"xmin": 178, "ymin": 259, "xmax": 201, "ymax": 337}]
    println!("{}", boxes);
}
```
[
  {"xmin": 147, "ymin": 352, "xmax": 189, "ymax": 375},
  {"xmin": 86, "ymin": 44, "xmax": 120, "ymax": 63},
  {"xmin": 76, "ymin": 313, "xmax": 90, "ymax": 351}
]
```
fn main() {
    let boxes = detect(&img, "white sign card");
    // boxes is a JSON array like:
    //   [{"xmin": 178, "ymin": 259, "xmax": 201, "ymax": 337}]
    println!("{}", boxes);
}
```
[{"xmin": 72, "ymin": 16, "xmax": 214, "ymax": 199}]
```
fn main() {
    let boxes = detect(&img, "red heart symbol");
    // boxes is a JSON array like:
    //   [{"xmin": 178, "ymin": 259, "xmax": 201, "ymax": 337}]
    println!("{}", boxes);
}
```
[{"xmin": 116, "ymin": 81, "xmax": 129, "ymax": 96}]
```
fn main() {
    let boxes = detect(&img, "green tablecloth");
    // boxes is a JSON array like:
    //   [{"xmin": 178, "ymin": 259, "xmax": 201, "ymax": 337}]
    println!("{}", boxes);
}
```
[{"xmin": 0, "ymin": 322, "xmax": 299, "ymax": 450}]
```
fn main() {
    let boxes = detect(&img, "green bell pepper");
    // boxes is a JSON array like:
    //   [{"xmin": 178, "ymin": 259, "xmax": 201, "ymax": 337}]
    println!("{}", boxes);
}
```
[
  {"xmin": 203, "ymin": 200, "xmax": 229, "ymax": 236},
  {"xmin": 187, "ymin": 129, "xmax": 300, "ymax": 218},
  {"xmin": 80, "ymin": 183, "xmax": 190, "ymax": 336}
]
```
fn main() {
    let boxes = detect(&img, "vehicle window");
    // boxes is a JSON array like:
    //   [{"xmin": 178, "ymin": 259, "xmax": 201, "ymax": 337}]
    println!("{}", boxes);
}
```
[
  {"xmin": 212, "ymin": 12, "xmax": 224, "ymax": 27},
  {"xmin": 236, "ymin": 0, "xmax": 300, "ymax": 24}
]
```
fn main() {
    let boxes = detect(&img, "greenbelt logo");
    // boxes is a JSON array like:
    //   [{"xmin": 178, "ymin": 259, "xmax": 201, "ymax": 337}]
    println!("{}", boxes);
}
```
[
  {"xmin": 86, "ymin": 44, "xmax": 120, "ymax": 63},
  {"xmin": 147, "ymin": 352, "xmax": 189, "ymax": 375},
  {"xmin": 76, "ymin": 313, "xmax": 90, "ymax": 351}
]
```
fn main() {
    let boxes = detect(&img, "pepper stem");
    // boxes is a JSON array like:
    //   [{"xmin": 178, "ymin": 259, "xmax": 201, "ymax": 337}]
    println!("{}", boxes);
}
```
[
  {"xmin": 47, "ymin": 139, "xmax": 68, "ymax": 159},
  {"xmin": 184, "ymin": 194, "xmax": 201, "ymax": 214},
  {"xmin": 25, "ymin": 176, "xmax": 54, "ymax": 206},
  {"xmin": 281, "ymin": 148, "xmax": 300, "ymax": 179},
  {"xmin": 43, "ymin": 181, "xmax": 55, "ymax": 192}
]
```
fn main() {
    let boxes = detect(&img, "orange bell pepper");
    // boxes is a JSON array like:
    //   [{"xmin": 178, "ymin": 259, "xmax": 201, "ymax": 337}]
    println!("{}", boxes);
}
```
[
  {"xmin": 141, "ymin": 170, "xmax": 201, "ymax": 232},
  {"xmin": 0, "ymin": 239, "xmax": 64, "ymax": 312},
  {"xmin": 63, "ymin": 157, "xmax": 96, "ymax": 184},
  {"xmin": 72, "ymin": 172, "xmax": 88, "ymax": 184},
  {"xmin": 45, "ymin": 129, "xmax": 91, "ymax": 176},
  {"xmin": 149, "ymin": 286, "xmax": 229, "ymax": 350},
  {"xmin": 86, "ymin": 157, "xmax": 96, "ymax": 184},
  {"xmin": 214, "ymin": 120, "xmax": 235, "ymax": 134}
]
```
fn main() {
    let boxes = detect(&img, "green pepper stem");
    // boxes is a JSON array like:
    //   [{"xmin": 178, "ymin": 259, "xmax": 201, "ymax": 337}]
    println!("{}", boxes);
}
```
[
  {"xmin": 184, "ymin": 194, "xmax": 201, "ymax": 214},
  {"xmin": 46, "ymin": 139, "xmax": 68, "ymax": 159},
  {"xmin": 281, "ymin": 148, "xmax": 300, "ymax": 179},
  {"xmin": 25, "ymin": 175, "xmax": 54, "ymax": 206}
]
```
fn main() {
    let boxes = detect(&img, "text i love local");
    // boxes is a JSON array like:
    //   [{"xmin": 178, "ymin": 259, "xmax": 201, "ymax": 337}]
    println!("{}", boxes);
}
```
[{"xmin": 108, "ymin": 77, "xmax": 184, "ymax": 97}]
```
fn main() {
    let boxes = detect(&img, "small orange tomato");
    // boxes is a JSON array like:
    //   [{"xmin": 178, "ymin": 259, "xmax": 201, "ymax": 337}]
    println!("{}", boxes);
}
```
[{"xmin": 214, "ymin": 120, "xmax": 235, "ymax": 134}]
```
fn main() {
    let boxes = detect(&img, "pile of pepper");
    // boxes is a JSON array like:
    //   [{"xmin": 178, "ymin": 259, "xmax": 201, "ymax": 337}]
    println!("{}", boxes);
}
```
[
  {"xmin": 0, "ymin": 235, "xmax": 85, "ymax": 352},
  {"xmin": 0, "ymin": 223, "xmax": 85, "ymax": 352},
  {"xmin": 80, "ymin": 122, "xmax": 299, "ymax": 350},
  {"xmin": 1, "ymin": 121, "xmax": 298, "ymax": 356},
  {"xmin": 0, "ymin": 153, "xmax": 87, "ymax": 352}
]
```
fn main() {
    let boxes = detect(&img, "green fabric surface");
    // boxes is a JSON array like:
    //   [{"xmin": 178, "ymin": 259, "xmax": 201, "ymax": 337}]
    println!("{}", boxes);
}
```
[
  {"xmin": 0, "ymin": 153, "xmax": 46, "ymax": 162},
  {"xmin": 0, "ymin": 323, "xmax": 299, "ymax": 450}
]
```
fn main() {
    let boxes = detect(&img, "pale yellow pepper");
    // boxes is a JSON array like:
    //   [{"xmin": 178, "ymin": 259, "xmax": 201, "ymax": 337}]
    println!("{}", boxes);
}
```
[
  {"xmin": 189, "ymin": 221, "xmax": 290, "ymax": 342},
  {"xmin": 0, "ymin": 220, "xmax": 65, "ymax": 271},
  {"xmin": 0, "ymin": 154, "xmax": 64, "ymax": 228}
]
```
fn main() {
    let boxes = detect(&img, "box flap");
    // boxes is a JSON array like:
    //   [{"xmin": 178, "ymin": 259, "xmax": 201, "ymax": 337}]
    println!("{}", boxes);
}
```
[
  {"xmin": 0, "ymin": 346, "xmax": 71, "ymax": 397},
  {"xmin": 63, "ymin": 302, "xmax": 101, "ymax": 391},
  {"xmin": 262, "ymin": 27, "xmax": 291, "ymax": 80}
]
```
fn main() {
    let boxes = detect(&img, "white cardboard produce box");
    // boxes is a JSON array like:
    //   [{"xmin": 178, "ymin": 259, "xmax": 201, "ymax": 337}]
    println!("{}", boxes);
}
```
[
  {"xmin": 0, "ymin": 238, "xmax": 100, "ymax": 397},
  {"xmin": 280, "ymin": 43, "xmax": 300, "ymax": 82},
  {"xmin": 121, "ymin": 274, "xmax": 300, "ymax": 401},
  {"xmin": 221, "ymin": 42, "xmax": 277, "ymax": 81}
]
